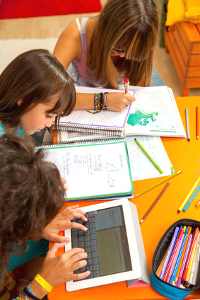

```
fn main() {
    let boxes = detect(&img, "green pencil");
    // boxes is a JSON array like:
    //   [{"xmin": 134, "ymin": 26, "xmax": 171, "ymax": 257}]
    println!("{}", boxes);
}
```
[{"xmin": 134, "ymin": 138, "xmax": 163, "ymax": 174}]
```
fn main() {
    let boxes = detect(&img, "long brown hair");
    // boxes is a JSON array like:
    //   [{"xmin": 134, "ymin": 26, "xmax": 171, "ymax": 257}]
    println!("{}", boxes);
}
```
[
  {"xmin": 0, "ymin": 49, "xmax": 76, "ymax": 131},
  {"xmin": 0, "ymin": 134, "xmax": 66, "ymax": 276},
  {"xmin": 89, "ymin": 0, "xmax": 158, "ymax": 88}
]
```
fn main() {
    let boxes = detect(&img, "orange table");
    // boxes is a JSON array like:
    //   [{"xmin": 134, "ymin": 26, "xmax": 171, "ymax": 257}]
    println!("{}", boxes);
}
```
[{"xmin": 48, "ymin": 96, "xmax": 200, "ymax": 300}]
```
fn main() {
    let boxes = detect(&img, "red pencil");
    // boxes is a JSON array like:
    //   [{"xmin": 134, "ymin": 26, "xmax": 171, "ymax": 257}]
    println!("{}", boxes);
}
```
[{"xmin": 196, "ymin": 107, "xmax": 199, "ymax": 140}]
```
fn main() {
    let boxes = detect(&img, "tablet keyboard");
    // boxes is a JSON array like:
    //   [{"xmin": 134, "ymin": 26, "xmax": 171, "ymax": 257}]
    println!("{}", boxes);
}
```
[{"xmin": 71, "ymin": 211, "xmax": 100, "ymax": 280}]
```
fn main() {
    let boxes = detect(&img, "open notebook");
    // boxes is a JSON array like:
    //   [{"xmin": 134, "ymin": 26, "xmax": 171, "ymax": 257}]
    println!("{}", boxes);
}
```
[
  {"xmin": 37, "ymin": 141, "xmax": 133, "ymax": 201},
  {"xmin": 56, "ymin": 86, "xmax": 186, "ymax": 138}
]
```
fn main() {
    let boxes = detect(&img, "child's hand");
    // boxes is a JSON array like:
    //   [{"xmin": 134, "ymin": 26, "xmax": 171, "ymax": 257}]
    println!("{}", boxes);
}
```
[
  {"xmin": 30, "ymin": 243, "xmax": 90, "ymax": 298},
  {"xmin": 42, "ymin": 205, "xmax": 87, "ymax": 243},
  {"xmin": 107, "ymin": 92, "xmax": 136, "ymax": 112}
]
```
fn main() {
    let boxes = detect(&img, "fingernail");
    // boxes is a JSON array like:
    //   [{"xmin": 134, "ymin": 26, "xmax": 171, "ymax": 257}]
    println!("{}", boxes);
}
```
[
  {"xmin": 84, "ymin": 226, "xmax": 88, "ymax": 231},
  {"xmin": 65, "ymin": 237, "xmax": 70, "ymax": 242}
]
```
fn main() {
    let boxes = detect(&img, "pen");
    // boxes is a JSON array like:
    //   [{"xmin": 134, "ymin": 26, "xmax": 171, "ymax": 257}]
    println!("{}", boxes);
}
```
[
  {"xmin": 140, "ymin": 183, "xmax": 170, "ymax": 224},
  {"xmin": 134, "ymin": 138, "xmax": 163, "ymax": 174},
  {"xmin": 124, "ymin": 78, "xmax": 129, "ymax": 93},
  {"xmin": 183, "ymin": 184, "xmax": 200, "ymax": 212},
  {"xmin": 169, "ymin": 234, "xmax": 184, "ymax": 284},
  {"xmin": 177, "ymin": 176, "xmax": 200, "ymax": 213},
  {"xmin": 135, "ymin": 170, "xmax": 182, "ymax": 197},
  {"xmin": 185, "ymin": 108, "xmax": 190, "ymax": 141},
  {"xmin": 196, "ymin": 107, "xmax": 199, "ymax": 140}
]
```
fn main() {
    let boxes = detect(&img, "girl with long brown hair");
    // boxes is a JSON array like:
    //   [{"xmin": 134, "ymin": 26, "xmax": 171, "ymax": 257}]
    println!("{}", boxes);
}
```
[{"xmin": 53, "ymin": 0, "xmax": 158, "ymax": 112}]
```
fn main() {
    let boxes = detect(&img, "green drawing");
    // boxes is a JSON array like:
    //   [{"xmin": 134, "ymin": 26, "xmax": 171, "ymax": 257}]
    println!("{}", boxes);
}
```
[{"xmin": 127, "ymin": 109, "xmax": 158, "ymax": 126}]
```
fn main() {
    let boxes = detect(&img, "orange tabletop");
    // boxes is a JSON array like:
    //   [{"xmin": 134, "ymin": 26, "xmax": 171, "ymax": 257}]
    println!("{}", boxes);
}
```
[{"xmin": 48, "ymin": 96, "xmax": 200, "ymax": 300}]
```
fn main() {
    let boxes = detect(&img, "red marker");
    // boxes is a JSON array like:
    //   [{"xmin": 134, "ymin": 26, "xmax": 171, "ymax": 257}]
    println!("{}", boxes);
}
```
[{"xmin": 124, "ymin": 78, "xmax": 129, "ymax": 93}]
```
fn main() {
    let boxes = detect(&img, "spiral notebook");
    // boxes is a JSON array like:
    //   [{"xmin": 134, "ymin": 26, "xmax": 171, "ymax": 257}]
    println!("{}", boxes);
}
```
[
  {"xmin": 55, "ymin": 86, "xmax": 132, "ymax": 137},
  {"xmin": 37, "ymin": 140, "xmax": 134, "ymax": 201},
  {"xmin": 55, "ymin": 86, "xmax": 186, "ymax": 138}
]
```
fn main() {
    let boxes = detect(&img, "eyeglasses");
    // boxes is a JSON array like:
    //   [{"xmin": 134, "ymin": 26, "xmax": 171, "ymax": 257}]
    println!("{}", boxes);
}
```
[{"xmin": 111, "ymin": 48, "xmax": 125, "ymax": 54}]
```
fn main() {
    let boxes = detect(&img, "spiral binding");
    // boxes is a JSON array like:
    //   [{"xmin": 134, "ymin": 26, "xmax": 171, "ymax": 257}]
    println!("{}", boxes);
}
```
[
  {"xmin": 35, "ymin": 138, "xmax": 125, "ymax": 149},
  {"xmin": 52, "ymin": 124, "xmax": 124, "ymax": 137}
]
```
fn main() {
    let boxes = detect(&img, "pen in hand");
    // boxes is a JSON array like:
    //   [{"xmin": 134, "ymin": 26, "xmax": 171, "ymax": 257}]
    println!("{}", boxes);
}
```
[{"xmin": 124, "ymin": 78, "xmax": 129, "ymax": 93}]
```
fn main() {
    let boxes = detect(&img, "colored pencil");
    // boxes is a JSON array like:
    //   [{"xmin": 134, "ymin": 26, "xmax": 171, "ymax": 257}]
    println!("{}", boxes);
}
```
[
  {"xmin": 140, "ymin": 182, "xmax": 170, "ymax": 224},
  {"xmin": 135, "ymin": 170, "xmax": 182, "ymax": 198},
  {"xmin": 185, "ymin": 240, "xmax": 197, "ymax": 283},
  {"xmin": 185, "ymin": 108, "xmax": 190, "ymax": 141},
  {"xmin": 178, "ymin": 176, "xmax": 200, "ymax": 213},
  {"xmin": 183, "ymin": 184, "xmax": 200, "ymax": 212},
  {"xmin": 191, "ymin": 234, "xmax": 200, "ymax": 285},
  {"xmin": 134, "ymin": 138, "xmax": 163, "ymax": 174},
  {"xmin": 196, "ymin": 106, "xmax": 199, "ymax": 140}
]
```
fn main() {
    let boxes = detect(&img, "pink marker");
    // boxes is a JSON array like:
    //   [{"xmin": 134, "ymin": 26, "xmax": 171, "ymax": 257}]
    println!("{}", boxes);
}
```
[{"xmin": 163, "ymin": 228, "xmax": 184, "ymax": 281}]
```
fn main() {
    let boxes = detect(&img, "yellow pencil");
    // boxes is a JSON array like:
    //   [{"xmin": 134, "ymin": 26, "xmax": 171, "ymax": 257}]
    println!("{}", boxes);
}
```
[
  {"xmin": 135, "ymin": 170, "xmax": 182, "ymax": 198},
  {"xmin": 177, "ymin": 176, "xmax": 200, "ymax": 213}
]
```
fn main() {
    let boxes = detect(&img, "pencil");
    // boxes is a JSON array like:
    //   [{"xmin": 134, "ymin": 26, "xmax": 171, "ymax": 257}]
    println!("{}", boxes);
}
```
[
  {"xmin": 135, "ymin": 170, "xmax": 182, "ymax": 198},
  {"xmin": 196, "ymin": 107, "xmax": 199, "ymax": 140},
  {"xmin": 134, "ymin": 138, "xmax": 163, "ymax": 174},
  {"xmin": 185, "ymin": 108, "xmax": 190, "ymax": 141},
  {"xmin": 124, "ymin": 78, "xmax": 129, "ymax": 93},
  {"xmin": 140, "ymin": 182, "xmax": 170, "ymax": 224},
  {"xmin": 177, "ymin": 176, "xmax": 200, "ymax": 213},
  {"xmin": 183, "ymin": 184, "xmax": 200, "ymax": 212}
]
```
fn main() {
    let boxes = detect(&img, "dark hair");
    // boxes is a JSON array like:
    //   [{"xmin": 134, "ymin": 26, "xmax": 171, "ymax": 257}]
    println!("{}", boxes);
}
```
[
  {"xmin": 0, "ymin": 134, "xmax": 65, "ymax": 275},
  {"xmin": 89, "ymin": 0, "xmax": 158, "ymax": 88},
  {"xmin": 0, "ymin": 49, "xmax": 76, "ymax": 130}
]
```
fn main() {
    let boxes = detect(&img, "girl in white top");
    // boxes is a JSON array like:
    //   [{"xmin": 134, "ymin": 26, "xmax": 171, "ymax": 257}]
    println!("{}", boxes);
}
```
[{"xmin": 53, "ymin": 0, "xmax": 158, "ymax": 112}]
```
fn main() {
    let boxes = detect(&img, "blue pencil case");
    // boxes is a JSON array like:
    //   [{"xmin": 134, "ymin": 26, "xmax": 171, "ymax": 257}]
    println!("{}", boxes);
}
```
[{"xmin": 151, "ymin": 219, "xmax": 200, "ymax": 300}]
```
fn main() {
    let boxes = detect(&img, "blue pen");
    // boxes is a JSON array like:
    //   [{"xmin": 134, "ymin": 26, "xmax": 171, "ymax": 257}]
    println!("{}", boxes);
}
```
[
  {"xmin": 160, "ymin": 227, "xmax": 180, "ymax": 279},
  {"xmin": 183, "ymin": 184, "xmax": 200, "ymax": 212},
  {"xmin": 169, "ymin": 228, "xmax": 189, "ymax": 284}
]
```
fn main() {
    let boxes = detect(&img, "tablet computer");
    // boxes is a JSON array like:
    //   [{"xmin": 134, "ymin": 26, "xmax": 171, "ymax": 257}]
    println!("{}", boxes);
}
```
[{"xmin": 65, "ymin": 198, "xmax": 144, "ymax": 291}]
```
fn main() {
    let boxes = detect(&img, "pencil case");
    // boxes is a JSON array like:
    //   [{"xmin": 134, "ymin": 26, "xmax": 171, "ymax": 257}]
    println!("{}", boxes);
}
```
[{"xmin": 151, "ymin": 218, "xmax": 200, "ymax": 300}]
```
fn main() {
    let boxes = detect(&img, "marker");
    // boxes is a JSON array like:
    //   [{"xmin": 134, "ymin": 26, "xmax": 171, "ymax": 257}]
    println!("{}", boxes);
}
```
[
  {"xmin": 182, "ymin": 228, "xmax": 199, "ymax": 281},
  {"xmin": 124, "ymin": 78, "xmax": 129, "ymax": 93},
  {"xmin": 134, "ymin": 138, "xmax": 163, "ymax": 174},
  {"xmin": 171, "ymin": 228, "xmax": 189, "ymax": 285},
  {"xmin": 163, "ymin": 227, "xmax": 184, "ymax": 281},
  {"xmin": 168, "ymin": 234, "xmax": 184, "ymax": 284},
  {"xmin": 160, "ymin": 227, "xmax": 180, "ymax": 279},
  {"xmin": 196, "ymin": 107, "xmax": 199, "ymax": 140},
  {"xmin": 185, "ymin": 239, "xmax": 197, "ymax": 284},
  {"xmin": 190, "ymin": 234, "xmax": 200, "ymax": 285},
  {"xmin": 175, "ymin": 227, "xmax": 192, "ymax": 284},
  {"xmin": 135, "ymin": 170, "xmax": 182, "ymax": 197},
  {"xmin": 140, "ymin": 183, "xmax": 169, "ymax": 224},
  {"xmin": 183, "ymin": 184, "xmax": 200, "ymax": 212},
  {"xmin": 177, "ymin": 176, "xmax": 200, "ymax": 213},
  {"xmin": 185, "ymin": 108, "xmax": 190, "ymax": 141},
  {"xmin": 177, "ymin": 233, "xmax": 193, "ymax": 287}
]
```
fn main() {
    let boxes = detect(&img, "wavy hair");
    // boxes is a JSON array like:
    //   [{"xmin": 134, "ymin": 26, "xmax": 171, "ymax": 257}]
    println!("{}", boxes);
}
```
[
  {"xmin": 0, "ymin": 49, "xmax": 76, "ymax": 131},
  {"xmin": 0, "ymin": 134, "xmax": 66, "ymax": 276},
  {"xmin": 89, "ymin": 0, "xmax": 158, "ymax": 88}
]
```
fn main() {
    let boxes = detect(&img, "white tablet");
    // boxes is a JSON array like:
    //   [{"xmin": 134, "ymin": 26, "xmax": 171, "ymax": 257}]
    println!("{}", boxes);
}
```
[{"xmin": 65, "ymin": 198, "xmax": 142, "ymax": 291}]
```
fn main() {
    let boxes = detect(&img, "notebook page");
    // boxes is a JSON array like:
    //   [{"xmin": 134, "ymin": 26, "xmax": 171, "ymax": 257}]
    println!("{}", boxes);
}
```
[
  {"xmin": 43, "ymin": 141, "xmax": 133, "ymax": 200},
  {"xmin": 58, "ymin": 86, "xmax": 131, "ymax": 129}
]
